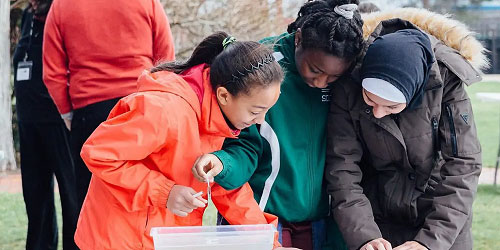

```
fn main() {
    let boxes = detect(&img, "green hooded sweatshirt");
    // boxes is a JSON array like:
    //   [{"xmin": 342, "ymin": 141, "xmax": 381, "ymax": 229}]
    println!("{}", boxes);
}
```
[
  {"xmin": 214, "ymin": 33, "xmax": 346, "ymax": 248},
  {"xmin": 214, "ymin": 32, "xmax": 331, "ymax": 219}
]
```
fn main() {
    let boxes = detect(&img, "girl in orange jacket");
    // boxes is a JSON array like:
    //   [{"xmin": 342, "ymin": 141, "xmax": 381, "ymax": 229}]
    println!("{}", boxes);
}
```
[{"xmin": 75, "ymin": 32, "xmax": 294, "ymax": 250}]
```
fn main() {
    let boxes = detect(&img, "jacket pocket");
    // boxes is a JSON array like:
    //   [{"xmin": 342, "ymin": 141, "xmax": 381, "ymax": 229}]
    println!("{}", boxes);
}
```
[
  {"xmin": 442, "ymin": 100, "xmax": 481, "ymax": 156},
  {"xmin": 445, "ymin": 104, "xmax": 458, "ymax": 157}
]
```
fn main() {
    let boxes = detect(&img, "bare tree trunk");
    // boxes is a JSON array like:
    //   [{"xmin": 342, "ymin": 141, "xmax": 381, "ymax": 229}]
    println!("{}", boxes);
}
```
[{"xmin": 0, "ymin": 0, "xmax": 16, "ymax": 171}]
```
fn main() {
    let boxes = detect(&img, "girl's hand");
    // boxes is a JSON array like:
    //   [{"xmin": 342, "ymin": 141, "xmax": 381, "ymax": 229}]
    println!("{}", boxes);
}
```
[
  {"xmin": 192, "ymin": 154, "xmax": 223, "ymax": 182},
  {"xmin": 393, "ymin": 241, "xmax": 427, "ymax": 250},
  {"xmin": 166, "ymin": 185, "xmax": 207, "ymax": 217},
  {"xmin": 361, "ymin": 238, "xmax": 393, "ymax": 250},
  {"xmin": 274, "ymin": 247, "xmax": 301, "ymax": 250}
]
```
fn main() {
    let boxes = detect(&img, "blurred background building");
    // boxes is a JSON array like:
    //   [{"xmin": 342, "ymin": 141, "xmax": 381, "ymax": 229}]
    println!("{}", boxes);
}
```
[{"xmin": 364, "ymin": 0, "xmax": 500, "ymax": 73}]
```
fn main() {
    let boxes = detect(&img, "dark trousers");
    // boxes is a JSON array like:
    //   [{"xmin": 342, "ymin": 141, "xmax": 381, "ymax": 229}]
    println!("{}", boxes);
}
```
[
  {"xmin": 280, "ymin": 220, "xmax": 314, "ymax": 250},
  {"xmin": 217, "ymin": 213, "xmax": 337, "ymax": 250},
  {"xmin": 71, "ymin": 97, "xmax": 121, "ymax": 209},
  {"xmin": 19, "ymin": 122, "xmax": 79, "ymax": 250}
]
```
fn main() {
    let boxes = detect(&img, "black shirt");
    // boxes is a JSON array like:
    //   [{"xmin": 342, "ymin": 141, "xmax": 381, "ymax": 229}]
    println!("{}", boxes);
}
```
[{"xmin": 13, "ymin": 7, "xmax": 62, "ymax": 123}]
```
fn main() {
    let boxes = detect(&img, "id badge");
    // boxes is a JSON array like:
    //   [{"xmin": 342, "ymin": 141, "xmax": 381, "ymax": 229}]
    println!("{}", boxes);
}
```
[{"xmin": 17, "ymin": 61, "xmax": 33, "ymax": 81}]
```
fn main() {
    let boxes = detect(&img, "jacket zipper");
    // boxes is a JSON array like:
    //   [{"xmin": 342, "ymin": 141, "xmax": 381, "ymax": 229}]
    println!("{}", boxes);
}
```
[
  {"xmin": 431, "ymin": 116, "xmax": 439, "ymax": 161},
  {"xmin": 445, "ymin": 104, "xmax": 458, "ymax": 157},
  {"xmin": 423, "ymin": 116, "xmax": 441, "ymax": 194}
]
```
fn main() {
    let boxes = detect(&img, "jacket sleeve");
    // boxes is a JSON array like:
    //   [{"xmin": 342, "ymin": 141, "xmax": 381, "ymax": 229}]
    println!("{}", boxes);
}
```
[
  {"xmin": 413, "ymin": 67, "xmax": 481, "ymax": 250},
  {"xmin": 80, "ymin": 95, "xmax": 175, "ymax": 212},
  {"xmin": 151, "ymin": 0, "xmax": 175, "ymax": 62},
  {"xmin": 211, "ymin": 183, "xmax": 281, "ymax": 249},
  {"xmin": 42, "ymin": 1, "xmax": 72, "ymax": 114},
  {"xmin": 213, "ymin": 125, "xmax": 264, "ymax": 190},
  {"xmin": 325, "ymin": 82, "xmax": 383, "ymax": 250}
]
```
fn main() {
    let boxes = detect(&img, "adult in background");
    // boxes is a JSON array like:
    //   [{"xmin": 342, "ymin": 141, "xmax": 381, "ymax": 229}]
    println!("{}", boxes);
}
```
[
  {"xmin": 42, "ymin": 0, "xmax": 175, "ymax": 209},
  {"xmin": 12, "ymin": 0, "xmax": 79, "ymax": 249}
]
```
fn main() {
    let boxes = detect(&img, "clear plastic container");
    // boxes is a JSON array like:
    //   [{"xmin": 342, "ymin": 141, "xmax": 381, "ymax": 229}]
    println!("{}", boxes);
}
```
[{"xmin": 150, "ymin": 224, "xmax": 276, "ymax": 250}]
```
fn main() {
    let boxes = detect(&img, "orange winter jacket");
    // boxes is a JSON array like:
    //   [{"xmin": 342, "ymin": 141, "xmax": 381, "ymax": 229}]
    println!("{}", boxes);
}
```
[{"xmin": 75, "ymin": 64, "xmax": 280, "ymax": 250}]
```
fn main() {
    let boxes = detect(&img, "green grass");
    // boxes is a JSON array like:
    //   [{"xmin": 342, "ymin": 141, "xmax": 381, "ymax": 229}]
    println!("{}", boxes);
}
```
[
  {"xmin": 0, "ymin": 193, "xmax": 63, "ymax": 250},
  {"xmin": 0, "ymin": 191, "xmax": 215, "ymax": 250},
  {"xmin": 471, "ymin": 185, "xmax": 500, "ymax": 249},
  {"xmin": 1, "ymin": 186, "xmax": 499, "ymax": 249},
  {"xmin": 0, "ymin": 193, "xmax": 30, "ymax": 250},
  {"xmin": 467, "ymin": 81, "xmax": 500, "ymax": 167}
]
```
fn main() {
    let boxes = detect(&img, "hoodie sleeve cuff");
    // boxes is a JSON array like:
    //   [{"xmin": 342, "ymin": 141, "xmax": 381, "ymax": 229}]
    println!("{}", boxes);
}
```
[
  {"xmin": 155, "ymin": 178, "xmax": 176, "ymax": 208},
  {"xmin": 213, "ymin": 151, "xmax": 242, "ymax": 190},
  {"xmin": 212, "ymin": 151, "xmax": 229, "ymax": 179}
]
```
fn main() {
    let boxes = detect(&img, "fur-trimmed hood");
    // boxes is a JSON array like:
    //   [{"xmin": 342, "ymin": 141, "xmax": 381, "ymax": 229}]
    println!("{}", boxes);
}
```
[{"xmin": 362, "ymin": 8, "xmax": 489, "ymax": 73}]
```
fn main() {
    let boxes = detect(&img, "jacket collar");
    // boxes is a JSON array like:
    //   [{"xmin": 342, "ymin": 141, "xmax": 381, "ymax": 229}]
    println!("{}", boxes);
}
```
[
  {"xmin": 274, "ymin": 32, "xmax": 298, "ymax": 74},
  {"xmin": 138, "ymin": 65, "xmax": 239, "ymax": 139},
  {"xmin": 359, "ymin": 106, "xmax": 406, "ymax": 151},
  {"xmin": 197, "ymin": 66, "xmax": 240, "ymax": 138},
  {"xmin": 358, "ymin": 105, "xmax": 414, "ymax": 172}
]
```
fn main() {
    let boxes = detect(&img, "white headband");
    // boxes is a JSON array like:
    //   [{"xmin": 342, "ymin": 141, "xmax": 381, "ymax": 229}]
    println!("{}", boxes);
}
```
[
  {"xmin": 333, "ymin": 4, "xmax": 358, "ymax": 19},
  {"xmin": 362, "ymin": 78, "xmax": 407, "ymax": 103}
]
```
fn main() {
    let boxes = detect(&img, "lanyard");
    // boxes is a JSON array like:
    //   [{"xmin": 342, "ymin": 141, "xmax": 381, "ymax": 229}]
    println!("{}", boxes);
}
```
[{"xmin": 23, "ymin": 17, "xmax": 35, "ymax": 62}]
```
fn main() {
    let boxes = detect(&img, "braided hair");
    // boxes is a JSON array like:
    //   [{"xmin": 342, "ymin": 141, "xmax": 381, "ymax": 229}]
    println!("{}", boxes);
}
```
[{"xmin": 288, "ymin": 0, "xmax": 364, "ymax": 61}]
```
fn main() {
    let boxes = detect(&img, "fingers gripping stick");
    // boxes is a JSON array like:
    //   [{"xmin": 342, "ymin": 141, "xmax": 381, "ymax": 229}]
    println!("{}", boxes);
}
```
[{"xmin": 192, "ymin": 191, "xmax": 203, "ymax": 198}]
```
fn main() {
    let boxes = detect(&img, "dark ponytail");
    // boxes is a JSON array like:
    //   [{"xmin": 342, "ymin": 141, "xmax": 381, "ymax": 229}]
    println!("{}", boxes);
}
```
[
  {"xmin": 287, "ymin": 0, "xmax": 364, "ymax": 61},
  {"xmin": 151, "ymin": 32, "xmax": 226, "ymax": 74},
  {"xmin": 152, "ymin": 31, "xmax": 283, "ymax": 96}
]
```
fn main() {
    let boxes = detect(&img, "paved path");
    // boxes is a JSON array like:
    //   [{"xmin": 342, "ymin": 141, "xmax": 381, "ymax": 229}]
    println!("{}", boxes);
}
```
[
  {"xmin": 0, "ymin": 170, "xmax": 22, "ymax": 193},
  {"xmin": 0, "ymin": 170, "xmax": 58, "ymax": 194},
  {"xmin": 482, "ymin": 74, "xmax": 500, "ymax": 83}
]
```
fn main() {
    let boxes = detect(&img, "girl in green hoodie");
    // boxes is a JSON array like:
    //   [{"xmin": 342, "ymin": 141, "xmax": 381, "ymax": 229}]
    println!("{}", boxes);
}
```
[{"xmin": 192, "ymin": 1, "xmax": 364, "ymax": 249}]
